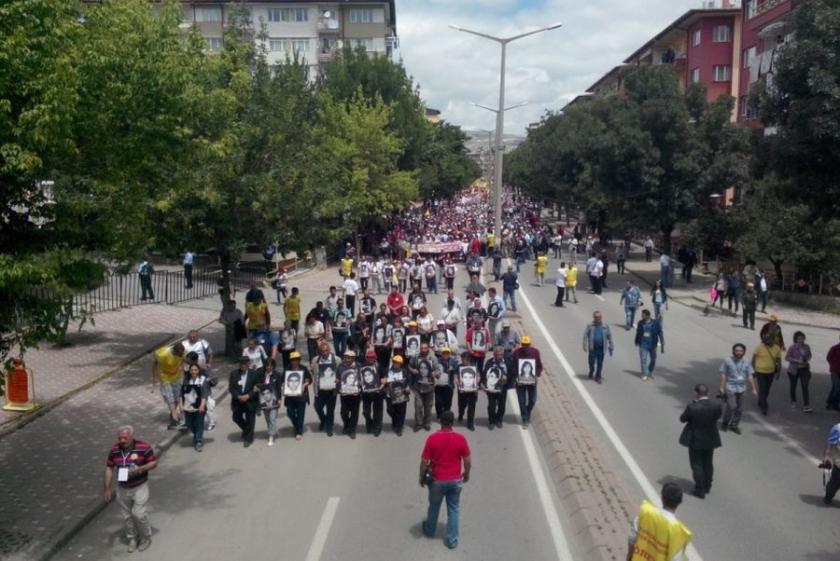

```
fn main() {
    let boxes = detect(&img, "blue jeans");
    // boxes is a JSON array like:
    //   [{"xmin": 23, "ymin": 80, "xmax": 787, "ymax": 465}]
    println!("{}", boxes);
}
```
[
  {"xmin": 827, "ymin": 371, "xmax": 840, "ymax": 409},
  {"xmin": 624, "ymin": 306, "xmax": 637, "ymax": 329},
  {"xmin": 661, "ymin": 266, "xmax": 671, "ymax": 288},
  {"xmin": 653, "ymin": 302, "xmax": 663, "ymax": 322},
  {"xmin": 423, "ymin": 479, "xmax": 463, "ymax": 547},
  {"xmin": 184, "ymin": 411, "xmax": 205, "ymax": 445},
  {"xmin": 503, "ymin": 289, "xmax": 517, "ymax": 311},
  {"xmin": 516, "ymin": 384, "xmax": 537, "ymax": 422},
  {"xmin": 333, "ymin": 331, "xmax": 348, "ymax": 356},
  {"xmin": 588, "ymin": 347, "xmax": 605, "ymax": 380},
  {"xmin": 639, "ymin": 346, "xmax": 657, "ymax": 377}
]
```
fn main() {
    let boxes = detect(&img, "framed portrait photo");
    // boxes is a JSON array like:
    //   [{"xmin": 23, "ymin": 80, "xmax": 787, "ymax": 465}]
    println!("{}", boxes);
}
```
[
  {"xmin": 373, "ymin": 325, "xmax": 387, "ymax": 345},
  {"xmin": 340, "ymin": 368, "xmax": 360, "ymax": 395},
  {"xmin": 518, "ymin": 358, "xmax": 536, "ymax": 385},
  {"xmin": 471, "ymin": 330, "xmax": 486, "ymax": 352},
  {"xmin": 318, "ymin": 363, "xmax": 336, "ymax": 391},
  {"xmin": 360, "ymin": 366, "xmax": 379, "ymax": 392},
  {"xmin": 284, "ymin": 370, "xmax": 304, "ymax": 397},
  {"xmin": 484, "ymin": 365, "xmax": 504, "ymax": 392},
  {"xmin": 392, "ymin": 328, "xmax": 405, "ymax": 349},
  {"xmin": 459, "ymin": 366, "xmax": 478, "ymax": 392},
  {"xmin": 406, "ymin": 335, "xmax": 421, "ymax": 357}
]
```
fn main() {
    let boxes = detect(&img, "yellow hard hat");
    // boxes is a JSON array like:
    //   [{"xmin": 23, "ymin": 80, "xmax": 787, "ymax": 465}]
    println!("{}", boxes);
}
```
[
  {"xmin": 392, "ymin": 355, "xmax": 404, "ymax": 364},
  {"xmin": 289, "ymin": 351, "xmax": 301, "ymax": 360},
  {"xmin": 521, "ymin": 336, "xmax": 531, "ymax": 345}
]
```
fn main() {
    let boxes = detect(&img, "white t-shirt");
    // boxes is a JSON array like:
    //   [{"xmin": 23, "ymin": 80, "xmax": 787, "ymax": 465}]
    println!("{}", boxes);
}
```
[
  {"xmin": 555, "ymin": 268, "xmax": 567, "ymax": 287},
  {"xmin": 342, "ymin": 278, "xmax": 359, "ymax": 296},
  {"xmin": 182, "ymin": 339, "xmax": 212, "ymax": 371},
  {"xmin": 305, "ymin": 321, "xmax": 325, "ymax": 339},
  {"xmin": 242, "ymin": 346, "xmax": 268, "ymax": 371}
]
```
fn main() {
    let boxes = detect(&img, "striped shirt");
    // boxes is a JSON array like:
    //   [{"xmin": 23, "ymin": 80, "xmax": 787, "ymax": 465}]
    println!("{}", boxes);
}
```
[{"xmin": 106, "ymin": 440, "xmax": 156, "ymax": 488}]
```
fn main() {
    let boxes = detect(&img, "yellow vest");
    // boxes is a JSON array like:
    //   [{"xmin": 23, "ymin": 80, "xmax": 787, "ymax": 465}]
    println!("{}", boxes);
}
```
[
  {"xmin": 536, "ymin": 255, "xmax": 548, "ymax": 273},
  {"xmin": 487, "ymin": 233, "xmax": 495, "ymax": 248},
  {"xmin": 631, "ymin": 501, "xmax": 692, "ymax": 561},
  {"xmin": 155, "ymin": 347, "xmax": 183, "ymax": 384},
  {"xmin": 341, "ymin": 258, "xmax": 353, "ymax": 277},
  {"xmin": 567, "ymin": 267, "xmax": 578, "ymax": 287},
  {"xmin": 246, "ymin": 301, "xmax": 268, "ymax": 330}
]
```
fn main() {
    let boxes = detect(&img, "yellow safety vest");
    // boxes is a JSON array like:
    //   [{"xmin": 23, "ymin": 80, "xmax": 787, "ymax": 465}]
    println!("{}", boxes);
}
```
[
  {"xmin": 487, "ymin": 233, "xmax": 495, "ymax": 248},
  {"xmin": 631, "ymin": 501, "xmax": 692, "ymax": 561}
]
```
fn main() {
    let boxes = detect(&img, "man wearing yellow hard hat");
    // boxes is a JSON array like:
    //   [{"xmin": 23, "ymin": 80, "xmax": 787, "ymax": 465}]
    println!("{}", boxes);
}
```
[{"xmin": 511, "ymin": 335, "xmax": 543, "ymax": 429}]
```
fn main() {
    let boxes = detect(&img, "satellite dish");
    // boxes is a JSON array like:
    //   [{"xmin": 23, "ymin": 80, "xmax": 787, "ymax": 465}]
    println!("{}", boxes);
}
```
[{"xmin": 322, "ymin": 10, "xmax": 331, "ymax": 18}]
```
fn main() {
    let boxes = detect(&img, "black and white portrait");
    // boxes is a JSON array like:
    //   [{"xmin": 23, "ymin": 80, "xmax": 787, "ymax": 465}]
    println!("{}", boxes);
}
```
[
  {"xmin": 284, "ymin": 371, "xmax": 303, "ymax": 397},
  {"xmin": 459, "ymin": 366, "xmax": 477, "ymax": 392},
  {"xmin": 319, "ymin": 363, "xmax": 336, "ymax": 391},
  {"xmin": 340, "ymin": 369, "xmax": 360, "ymax": 395},
  {"xmin": 488, "ymin": 302, "xmax": 500, "ymax": 319},
  {"xmin": 374, "ymin": 326, "xmax": 386, "ymax": 345},
  {"xmin": 434, "ymin": 331, "xmax": 448, "ymax": 351},
  {"xmin": 361, "ymin": 299, "xmax": 372, "ymax": 314},
  {"xmin": 418, "ymin": 359, "xmax": 432, "ymax": 384},
  {"xmin": 412, "ymin": 295, "xmax": 424, "ymax": 309},
  {"xmin": 392, "ymin": 328, "xmax": 405, "ymax": 349},
  {"xmin": 406, "ymin": 335, "xmax": 421, "ymax": 357},
  {"xmin": 257, "ymin": 383, "xmax": 279, "ymax": 409},
  {"xmin": 281, "ymin": 329, "xmax": 296, "ymax": 351},
  {"xmin": 361, "ymin": 366, "xmax": 379, "ymax": 392},
  {"xmin": 485, "ymin": 366, "xmax": 503, "ymax": 392},
  {"xmin": 471, "ymin": 330, "xmax": 486, "ymax": 352},
  {"xmin": 334, "ymin": 314, "xmax": 347, "ymax": 329},
  {"xmin": 518, "ymin": 358, "xmax": 536, "ymax": 385},
  {"xmin": 182, "ymin": 386, "xmax": 200, "ymax": 412}
]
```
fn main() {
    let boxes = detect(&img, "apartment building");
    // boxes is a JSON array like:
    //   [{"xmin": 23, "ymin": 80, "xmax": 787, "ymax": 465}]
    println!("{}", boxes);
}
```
[{"xmin": 179, "ymin": 1, "xmax": 397, "ymax": 75}]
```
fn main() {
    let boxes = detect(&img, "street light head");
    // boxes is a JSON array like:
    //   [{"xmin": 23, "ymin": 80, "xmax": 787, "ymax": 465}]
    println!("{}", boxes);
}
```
[
  {"xmin": 449, "ymin": 24, "xmax": 464, "ymax": 31},
  {"xmin": 547, "ymin": 22, "xmax": 563, "ymax": 30}
]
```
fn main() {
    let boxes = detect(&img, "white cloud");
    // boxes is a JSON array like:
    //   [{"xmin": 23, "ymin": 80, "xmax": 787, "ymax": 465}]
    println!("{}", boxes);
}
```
[{"xmin": 397, "ymin": 0, "xmax": 708, "ymax": 134}]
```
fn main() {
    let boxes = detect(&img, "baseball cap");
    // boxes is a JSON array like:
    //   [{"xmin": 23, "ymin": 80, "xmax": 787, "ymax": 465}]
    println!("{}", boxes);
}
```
[
  {"xmin": 289, "ymin": 351, "xmax": 301, "ymax": 360},
  {"xmin": 392, "ymin": 355, "xmax": 404, "ymax": 364},
  {"xmin": 436, "ymin": 320, "xmax": 445, "ymax": 326},
  {"xmin": 408, "ymin": 320, "xmax": 417, "ymax": 327},
  {"xmin": 521, "ymin": 335, "xmax": 532, "ymax": 345},
  {"xmin": 344, "ymin": 350, "xmax": 356, "ymax": 357},
  {"xmin": 502, "ymin": 320, "xmax": 511, "ymax": 328}
]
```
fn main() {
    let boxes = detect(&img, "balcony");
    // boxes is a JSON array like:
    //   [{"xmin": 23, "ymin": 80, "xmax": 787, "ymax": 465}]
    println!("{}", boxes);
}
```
[
  {"xmin": 747, "ymin": 0, "xmax": 787, "ymax": 19},
  {"xmin": 317, "ymin": 13, "xmax": 340, "ymax": 32},
  {"xmin": 318, "ymin": 48, "xmax": 335, "ymax": 62}
]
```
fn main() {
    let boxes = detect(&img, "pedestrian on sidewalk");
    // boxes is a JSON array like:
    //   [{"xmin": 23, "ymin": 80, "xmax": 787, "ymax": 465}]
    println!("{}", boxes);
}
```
[
  {"xmin": 742, "ymin": 283, "xmax": 758, "ymax": 330},
  {"xmin": 627, "ymin": 483, "xmax": 692, "ymax": 561},
  {"xmin": 386, "ymin": 355, "xmax": 410, "ymax": 436},
  {"xmin": 679, "ymin": 383, "xmax": 722, "ymax": 499},
  {"xmin": 760, "ymin": 315, "xmax": 786, "ymax": 349},
  {"xmin": 257, "ymin": 359, "xmax": 283, "ymax": 446},
  {"xmin": 727, "ymin": 270, "xmax": 741, "ymax": 315},
  {"xmin": 620, "ymin": 280, "xmax": 642, "ymax": 330},
  {"xmin": 635, "ymin": 310, "xmax": 664, "ymax": 381},
  {"xmin": 181, "ymin": 364, "xmax": 209, "ymax": 452},
  {"xmin": 826, "ymin": 336, "xmax": 840, "ymax": 412},
  {"xmin": 501, "ymin": 266, "xmax": 518, "ymax": 312},
  {"xmin": 711, "ymin": 273, "xmax": 727, "ymax": 308},
  {"xmin": 565, "ymin": 263, "xmax": 579, "ymax": 303},
  {"xmin": 616, "ymin": 244, "xmax": 626, "ymax": 275},
  {"xmin": 104, "ymin": 426, "xmax": 157, "ymax": 553},
  {"xmin": 757, "ymin": 271, "xmax": 769, "ymax": 312},
  {"xmin": 420, "ymin": 410, "xmax": 472, "ymax": 550},
  {"xmin": 229, "ymin": 357, "xmax": 259, "ymax": 447},
  {"xmin": 512, "ymin": 336, "xmax": 542, "ymax": 428},
  {"xmin": 183, "ymin": 250, "xmax": 194, "ymax": 289},
  {"xmin": 284, "ymin": 352, "xmax": 312, "ymax": 440},
  {"xmin": 138, "ymin": 256, "xmax": 154, "ymax": 301},
  {"xmin": 650, "ymin": 280, "xmax": 668, "ymax": 323},
  {"xmin": 821, "ymin": 422, "xmax": 840, "ymax": 505},
  {"xmin": 752, "ymin": 333, "xmax": 782, "ymax": 416},
  {"xmin": 718, "ymin": 343, "xmax": 756, "ymax": 434},
  {"xmin": 338, "ymin": 350, "xmax": 361, "ymax": 439},
  {"xmin": 659, "ymin": 252, "xmax": 672, "ymax": 289},
  {"xmin": 152, "ymin": 341, "xmax": 185, "ymax": 430},
  {"xmin": 554, "ymin": 263, "xmax": 567, "ymax": 307},
  {"xmin": 583, "ymin": 311, "xmax": 614, "ymax": 384},
  {"xmin": 785, "ymin": 331, "xmax": 813, "ymax": 412},
  {"xmin": 219, "ymin": 299, "xmax": 245, "ymax": 359},
  {"xmin": 643, "ymin": 237, "xmax": 654, "ymax": 262}
]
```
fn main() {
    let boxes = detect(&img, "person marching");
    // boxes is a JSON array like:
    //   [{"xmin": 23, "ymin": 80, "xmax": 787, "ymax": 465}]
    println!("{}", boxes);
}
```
[
  {"xmin": 283, "ymin": 351, "xmax": 312, "ymax": 441},
  {"xmin": 361, "ymin": 349, "xmax": 386, "ymax": 436},
  {"xmin": 718, "ymin": 343, "xmax": 756, "ymax": 434},
  {"xmin": 435, "ymin": 347, "xmax": 458, "ymax": 421},
  {"xmin": 228, "ymin": 357, "xmax": 259, "ymax": 447},
  {"xmin": 626, "ymin": 483, "xmax": 691, "ymax": 561},
  {"xmin": 337, "ymin": 350, "xmax": 362, "ymax": 439},
  {"xmin": 386, "ymin": 355, "xmax": 410, "ymax": 436},
  {"xmin": 512, "ymin": 336, "xmax": 543, "ymax": 428},
  {"xmin": 311, "ymin": 341, "xmax": 339, "ymax": 437},
  {"xmin": 635, "ymin": 309, "xmax": 665, "ymax": 381},
  {"xmin": 483, "ymin": 346, "xmax": 509, "ymax": 430},
  {"xmin": 256, "ymin": 358, "xmax": 283, "ymax": 446},
  {"xmin": 678, "ymin": 384, "xmax": 722, "ymax": 499},
  {"xmin": 456, "ymin": 352, "xmax": 478, "ymax": 431}
]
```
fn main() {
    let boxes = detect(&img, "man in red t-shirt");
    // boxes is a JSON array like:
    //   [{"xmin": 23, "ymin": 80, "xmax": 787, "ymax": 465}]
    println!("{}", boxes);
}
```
[{"xmin": 419, "ymin": 411, "xmax": 472, "ymax": 549}]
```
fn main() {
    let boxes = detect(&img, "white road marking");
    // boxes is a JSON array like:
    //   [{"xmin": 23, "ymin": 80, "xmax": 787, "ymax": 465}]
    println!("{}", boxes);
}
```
[
  {"xmin": 304, "ymin": 496, "xmax": 340, "ymax": 561},
  {"xmin": 515, "ymin": 283, "xmax": 706, "ymax": 561},
  {"xmin": 594, "ymin": 294, "xmax": 605, "ymax": 302},
  {"xmin": 509, "ymin": 395, "xmax": 576, "ymax": 560},
  {"xmin": 745, "ymin": 412, "xmax": 821, "ymax": 465}
]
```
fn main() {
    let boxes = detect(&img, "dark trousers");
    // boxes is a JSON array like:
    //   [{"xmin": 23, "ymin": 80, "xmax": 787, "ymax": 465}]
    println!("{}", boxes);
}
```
[
  {"xmin": 359, "ymin": 277, "xmax": 368, "ymax": 291},
  {"xmin": 755, "ymin": 373, "xmax": 775, "ymax": 415},
  {"xmin": 445, "ymin": 277, "xmax": 454, "ymax": 290},
  {"xmin": 184, "ymin": 410, "xmax": 205, "ymax": 445},
  {"xmin": 617, "ymin": 259, "xmax": 626, "ymax": 274},
  {"xmin": 286, "ymin": 400, "xmax": 306, "ymax": 436},
  {"xmin": 588, "ymin": 274, "xmax": 596, "ymax": 292},
  {"xmin": 721, "ymin": 391, "xmax": 743, "ymax": 428},
  {"xmin": 280, "ymin": 350, "xmax": 292, "ymax": 370},
  {"xmin": 435, "ymin": 386, "xmax": 453, "ymax": 419},
  {"xmin": 554, "ymin": 286, "xmax": 565, "ymax": 306},
  {"xmin": 825, "ymin": 465, "xmax": 840, "ymax": 503},
  {"xmin": 727, "ymin": 290, "xmax": 740, "ymax": 313},
  {"xmin": 315, "ymin": 392, "xmax": 337, "ymax": 432},
  {"xmin": 346, "ymin": 295, "xmax": 355, "ymax": 316},
  {"xmin": 388, "ymin": 400, "xmax": 407, "ymax": 432},
  {"xmin": 516, "ymin": 384, "xmax": 537, "ymax": 422},
  {"xmin": 827, "ymin": 371, "xmax": 840, "ymax": 410},
  {"xmin": 333, "ymin": 331, "xmax": 348, "ymax": 356},
  {"xmin": 231, "ymin": 404, "xmax": 256, "ymax": 442},
  {"xmin": 788, "ymin": 369, "xmax": 811, "ymax": 406},
  {"xmin": 457, "ymin": 392, "xmax": 477, "ymax": 426},
  {"xmin": 307, "ymin": 338, "xmax": 319, "ymax": 362},
  {"xmin": 601, "ymin": 266, "xmax": 608, "ymax": 289},
  {"xmin": 487, "ymin": 392, "xmax": 505, "ymax": 425},
  {"xmin": 759, "ymin": 291, "xmax": 768, "ymax": 312},
  {"xmin": 362, "ymin": 393, "xmax": 384, "ymax": 432},
  {"xmin": 140, "ymin": 275, "xmax": 154, "ymax": 300},
  {"xmin": 688, "ymin": 448, "xmax": 715, "ymax": 494},
  {"xmin": 588, "ymin": 347, "xmax": 605, "ymax": 380},
  {"xmin": 593, "ymin": 276, "xmax": 602, "ymax": 295},
  {"xmin": 742, "ymin": 308, "xmax": 756, "ymax": 329},
  {"xmin": 340, "ymin": 394, "xmax": 361, "ymax": 434},
  {"xmin": 426, "ymin": 276, "xmax": 437, "ymax": 294},
  {"xmin": 184, "ymin": 264, "xmax": 193, "ymax": 288}
]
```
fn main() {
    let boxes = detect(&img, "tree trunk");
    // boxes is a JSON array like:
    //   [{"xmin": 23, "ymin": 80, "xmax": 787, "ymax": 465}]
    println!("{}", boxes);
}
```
[
  {"xmin": 218, "ymin": 248, "xmax": 232, "ymax": 308},
  {"xmin": 770, "ymin": 258, "xmax": 784, "ymax": 290},
  {"xmin": 660, "ymin": 227, "xmax": 673, "ymax": 256}
]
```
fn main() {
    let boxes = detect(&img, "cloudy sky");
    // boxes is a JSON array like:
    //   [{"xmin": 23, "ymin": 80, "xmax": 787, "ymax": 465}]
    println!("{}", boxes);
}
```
[{"xmin": 397, "ymin": 0, "xmax": 712, "ymax": 134}]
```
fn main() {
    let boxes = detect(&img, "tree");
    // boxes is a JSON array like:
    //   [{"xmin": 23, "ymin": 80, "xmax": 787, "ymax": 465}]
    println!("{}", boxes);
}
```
[{"xmin": 418, "ymin": 121, "xmax": 481, "ymax": 201}]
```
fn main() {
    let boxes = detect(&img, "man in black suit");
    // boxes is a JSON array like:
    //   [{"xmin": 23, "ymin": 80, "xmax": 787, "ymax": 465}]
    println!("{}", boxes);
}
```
[
  {"xmin": 229, "ymin": 357, "xmax": 259, "ymax": 447},
  {"xmin": 679, "ymin": 384, "xmax": 722, "ymax": 498}
]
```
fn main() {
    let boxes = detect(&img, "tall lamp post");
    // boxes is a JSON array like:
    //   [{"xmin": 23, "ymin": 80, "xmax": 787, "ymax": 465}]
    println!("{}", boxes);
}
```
[{"xmin": 450, "ymin": 22, "xmax": 562, "ymax": 241}]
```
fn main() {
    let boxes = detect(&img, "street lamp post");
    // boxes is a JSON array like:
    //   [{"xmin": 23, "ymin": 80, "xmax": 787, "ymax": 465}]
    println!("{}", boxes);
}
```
[{"xmin": 450, "ymin": 22, "xmax": 562, "ymax": 241}]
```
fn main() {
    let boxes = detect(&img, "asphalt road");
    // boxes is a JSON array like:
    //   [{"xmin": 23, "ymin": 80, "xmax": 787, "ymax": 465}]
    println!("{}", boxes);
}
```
[
  {"xmin": 51, "ymin": 266, "xmax": 576, "ymax": 561},
  {"xmin": 513, "ymin": 254, "xmax": 840, "ymax": 561}
]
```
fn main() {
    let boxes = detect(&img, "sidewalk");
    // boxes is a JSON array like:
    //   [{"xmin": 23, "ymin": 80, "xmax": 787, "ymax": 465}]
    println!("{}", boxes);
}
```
[{"xmin": 624, "ymin": 252, "xmax": 839, "ymax": 332}]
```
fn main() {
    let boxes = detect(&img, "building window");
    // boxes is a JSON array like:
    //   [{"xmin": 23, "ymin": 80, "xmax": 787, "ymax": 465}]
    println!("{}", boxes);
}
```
[
  {"xmin": 691, "ymin": 67, "xmax": 700, "ymax": 83},
  {"xmin": 351, "ymin": 38, "xmax": 374, "ymax": 51},
  {"xmin": 712, "ymin": 25, "xmax": 731, "ymax": 42},
  {"xmin": 267, "ymin": 8, "xmax": 307, "ymax": 22},
  {"xmin": 269, "ymin": 39, "xmax": 285, "ymax": 52},
  {"xmin": 270, "ymin": 38, "xmax": 311, "ymax": 53},
  {"xmin": 293, "ymin": 8, "xmax": 308, "ymax": 22},
  {"xmin": 692, "ymin": 29, "xmax": 701, "ymax": 47},
  {"xmin": 349, "ymin": 8, "xmax": 374, "ymax": 24},
  {"xmin": 290, "ymin": 38, "xmax": 310, "ymax": 52},
  {"xmin": 267, "ymin": 8, "xmax": 282, "ymax": 22},
  {"xmin": 206, "ymin": 37, "xmax": 223, "ymax": 51},
  {"xmin": 196, "ymin": 7, "xmax": 222, "ymax": 23},
  {"xmin": 740, "ymin": 96, "xmax": 758, "ymax": 119},
  {"xmin": 743, "ymin": 46, "xmax": 756, "ymax": 68},
  {"xmin": 713, "ymin": 64, "xmax": 731, "ymax": 82}
]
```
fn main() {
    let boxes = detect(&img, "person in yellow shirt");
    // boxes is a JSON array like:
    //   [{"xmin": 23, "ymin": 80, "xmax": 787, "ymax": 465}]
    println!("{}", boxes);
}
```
[
  {"xmin": 486, "ymin": 232, "xmax": 495, "ymax": 253},
  {"xmin": 245, "ymin": 298, "xmax": 270, "ymax": 335},
  {"xmin": 152, "ymin": 342, "xmax": 185, "ymax": 429},
  {"xmin": 341, "ymin": 256, "xmax": 354, "ymax": 279},
  {"xmin": 535, "ymin": 253, "xmax": 549, "ymax": 287},
  {"xmin": 752, "ymin": 334, "xmax": 782, "ymax": 415},
  {"xmin": 627, "ymin": 483, "xmax": 691, "ymax": 561},
  {"xmin": 565, "ymin": 265, "xmax": 579, "ymax": 303},
  {"xmin": 284, "ymin": 287, "xmax": 302, "ymax": 332}
]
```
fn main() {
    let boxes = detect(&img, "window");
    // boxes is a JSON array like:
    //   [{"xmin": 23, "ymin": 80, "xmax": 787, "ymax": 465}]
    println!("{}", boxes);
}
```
[
  {"xmin": 290, "ymin": 38, "xmax": 310, "ymax": 52},
  {"xmin": 712, "ymin": 25, "xmax": 731, "ymax": 42},
  {"xmin": 740, "ymin": 96, "xmax": 758, "ymax": 119},
  {"xmin": 713, "ymin": 64, "xmax": 731, "ymax": 81},
  {"xmin": 691, "ymin": 67, "xmax": 700, "ymax": 83},
  {"xmin": 351, "ymin": 38, "xmax": 374, "ymax": 51},
  {"xmin": 293, "ymin": 8, "xmax": 308, "ymax": 22},
  {"xmin": 692, "ymin": 29, "xmax": 701, "ymax": 47},
  {"xmin": 743, "ymin": 46, "xmax": 756, "ymax": 68},
  {"xmin": 349, "ymin": 8, "xmax": 374, "ymax": 24},
  {"xmin": 269, "ymin": 38, "xmax": 311, "ymax": 53},
  {"xmin": 269, "ymin": 39, "xmax": 285, "ymax": 52},
  {"xmin": 267, "ymin": 8, "xmax": 307, "ymax": 22},
  {"xmin": 196, "ymin": 7, "xmax": 222, "ymax": 23},
  {"xmin": 267, "ymin": 8, "xmax": 282, "ymax": 22},
  {"xmin": 206, "ymin": 37, "xmax": 223, "ymax": 51}
]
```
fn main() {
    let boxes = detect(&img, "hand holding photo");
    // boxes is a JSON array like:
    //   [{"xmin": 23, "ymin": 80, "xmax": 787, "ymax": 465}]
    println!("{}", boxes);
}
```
[{"xmin": 518, "ymin": 358, "xmax": 536, "ymax": 385}]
